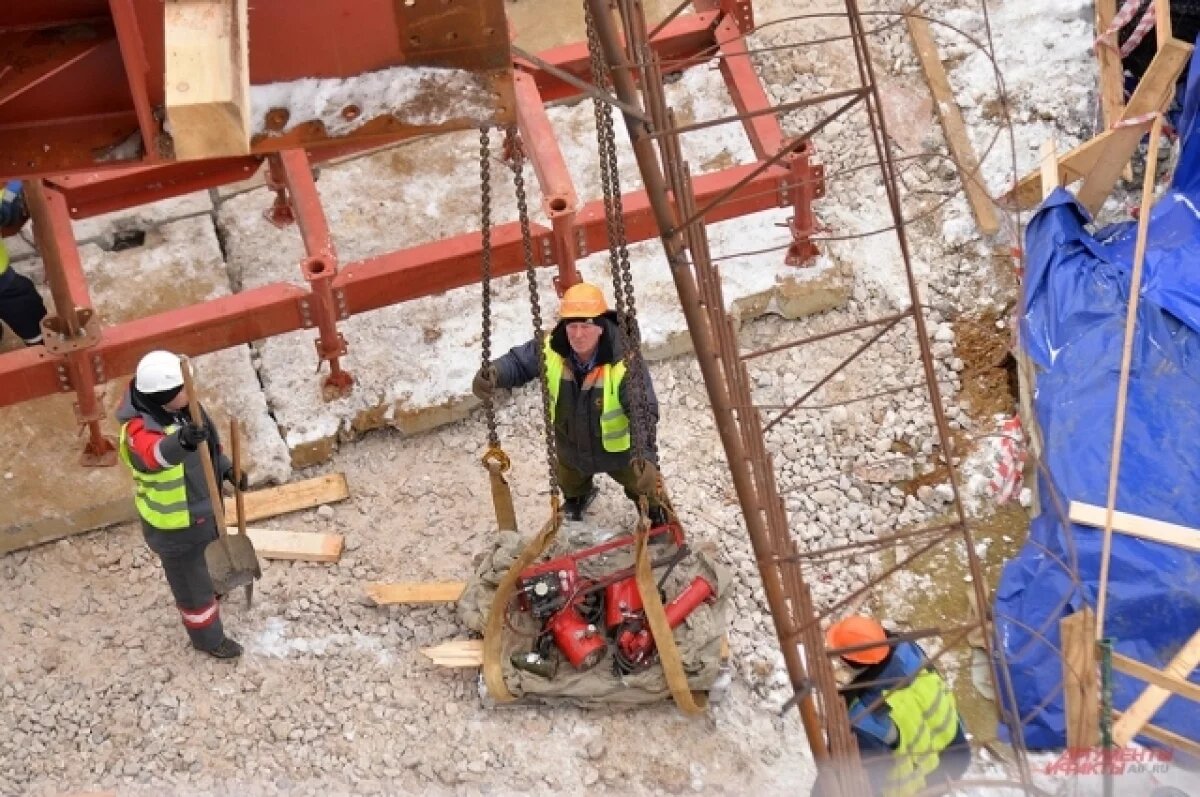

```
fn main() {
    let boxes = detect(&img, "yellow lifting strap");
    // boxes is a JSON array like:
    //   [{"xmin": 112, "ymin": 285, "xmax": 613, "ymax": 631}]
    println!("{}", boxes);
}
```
[
  {"xmin": 481, "ymin": 499, "xmax": 562, "ymax": 702},
  {"xmin": 633, "ymin": 498, "xmax": 707, "ymax": 716},
  {"xmin": 481, "ymin": 446, "xmax": 517, "ymax": 533}
]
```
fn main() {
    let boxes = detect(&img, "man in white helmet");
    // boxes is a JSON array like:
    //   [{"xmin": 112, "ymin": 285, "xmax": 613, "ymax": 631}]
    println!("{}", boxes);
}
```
[{"xmin": 115, "ymin": 350, "xmax": 246, "ymax": 659}]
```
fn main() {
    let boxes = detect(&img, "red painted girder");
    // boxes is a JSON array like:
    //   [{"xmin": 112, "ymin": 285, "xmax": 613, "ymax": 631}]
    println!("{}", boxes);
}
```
[
  {"xmin": 712, "ymin": 14, "xmax": 783, "ymax": 159},
  {"xmin": 0, "ymin": 26, "xmax": 111, "ymax": 107},
  {"xmin": 0, "ymin": 283, "xmax": 309, "ymax": 405},
  {"xmin": 45, "ymin": 157, "xmax": 265, "ymax": 219}
]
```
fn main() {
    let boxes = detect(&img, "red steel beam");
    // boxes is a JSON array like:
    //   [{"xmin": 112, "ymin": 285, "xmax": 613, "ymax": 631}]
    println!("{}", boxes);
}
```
[
  {"xmin": 0, "ymin": 158, "xmax": 787, "ymax": 408},
  {"xmin": 514, "ymin": 70, "xmax": 580, "ymax": 292},
  {"xmin": 712, "ymin": 13, "xmax": 783, "ymax": 159},
  {"xmin": 108, "ymin": 0, "xmax": 163, "ymax": 163}
]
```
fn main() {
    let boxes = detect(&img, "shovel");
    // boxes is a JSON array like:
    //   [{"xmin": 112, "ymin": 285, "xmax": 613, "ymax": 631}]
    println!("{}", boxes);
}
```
[{"xmin": 180, "ymin": 357, "xmax": 261, "ymax": 604}]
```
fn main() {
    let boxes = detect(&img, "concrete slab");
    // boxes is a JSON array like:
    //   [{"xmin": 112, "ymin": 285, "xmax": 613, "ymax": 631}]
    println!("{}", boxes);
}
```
[{"xmin": 1, "ymin": 216, "xmax": 291, "ymax": 552}]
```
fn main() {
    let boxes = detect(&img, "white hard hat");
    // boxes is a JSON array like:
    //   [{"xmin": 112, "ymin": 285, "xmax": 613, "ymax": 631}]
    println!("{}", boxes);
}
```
[{"xmin": 135, "ymin": 350, "xmax": 183, "ymax": 394}]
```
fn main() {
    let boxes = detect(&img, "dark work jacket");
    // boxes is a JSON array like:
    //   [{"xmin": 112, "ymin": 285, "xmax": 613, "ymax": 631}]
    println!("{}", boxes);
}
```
[
  {"xmin": 491, "ymin": 311, "xmax": 659, "ymax": 474},
  {"xmin": 115, "ymin": 383, "xmax": 231, "ymax": 558}
]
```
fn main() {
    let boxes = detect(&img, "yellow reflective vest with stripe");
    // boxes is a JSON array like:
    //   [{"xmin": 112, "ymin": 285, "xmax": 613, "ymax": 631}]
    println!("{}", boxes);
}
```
[
  {"xmin": 880, "ymin": 669, "xmax": 960, "ymax": 797},
  {"xmin": 0, "ymin": 238, "xmax": 9, "ymax": 277},
  {"xmin": 542, "ymin": 338, "xmax": 630, "ymax": 452},
  {"xmin": 118, "ymin": 423, "xmax": 192, "ymax": 530}
]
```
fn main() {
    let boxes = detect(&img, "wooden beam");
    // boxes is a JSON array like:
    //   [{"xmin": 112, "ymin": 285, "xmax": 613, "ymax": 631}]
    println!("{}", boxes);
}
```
[
  {"xmin": 906, "ymin": 14, "xmax": 999, "ymax": 235},
  {"xmin": 1070, "ymin": 501, "xmax": 1200, "ymax": 552},
  {"xmin": 1157, "ymin": 0, "xmax": 1174, "ymax": 46},
  {"xmin": 1075, "ymin": 38, "xmax": 1191, "ymax": 214},
  {"xmin": 1113, "ymin": 652, "xmax": 1200, "ymax": 704},
  {"xmin": 1095, "ymin": 0, "xmax": 1126, "ymax": 143},
  {"xmin": 1006, "ymin": 38, "xmax": 1192, "ymax": 210},
  {"xmin": 164, "ymin": 0, "xmax": 251, "ymax": 159},
  {"xmin": 1113, "ymin": 629, "xmax": 1200, "ymax": 745},
  {"xmin": 231, "ymin": 526, "xmax": 343, "ymax": 562},
  {"xmin": 1061, "ymin": 609, "xmax": 1099, "ymax": 748},
  {"xmin": 365, "ymin": 581, "xmax": 466, "ymax": 605},
  {"xmin": 1112, "ymin": 712, "xmax": 1200, "ymax": 757},
  {"xmin": 1040, "ymin": 138, "xmax": 1059, "ymax": 199},
  {"xmin": 420, "ymin": 639, "xmax": 484, "ymax": 668},
  {"xmin": 223, "ymin": 473, "xmax": 350, "ymax": 524}
]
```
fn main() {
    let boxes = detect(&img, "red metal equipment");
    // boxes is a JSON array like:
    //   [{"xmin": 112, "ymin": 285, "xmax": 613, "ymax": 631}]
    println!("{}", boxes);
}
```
[
  {"xmin": 0, "ymin": 0, "xmax": 827, "ymax": 469},
  {"xmin": 514, "ymin": 520, "xmax": 694, "ymax": 674}
]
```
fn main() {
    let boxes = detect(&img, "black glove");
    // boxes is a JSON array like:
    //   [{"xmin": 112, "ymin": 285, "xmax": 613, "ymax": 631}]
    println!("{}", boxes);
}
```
[
  {"xmin": 472, "ymin": 365, "xmax": 498, "ymax": 401},
  {"xmin": 178, "ymin": 423, "xmax": 209, "ymax": 451},
  {"xmin": 222, "ymin": 466, "xmax": 249, "ymax": 492}
]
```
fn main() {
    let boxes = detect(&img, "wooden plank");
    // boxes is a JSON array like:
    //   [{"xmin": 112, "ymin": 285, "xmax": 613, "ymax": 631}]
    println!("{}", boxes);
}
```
[
  {"xmin": 1040, "ymin": 138, "xmax": 1059, "ymax": 200},
  {"xmin": 1007, "ymin": 38, "xmax": 1192, "ymax": 210},
  {"xmin": 1157, "ymin": 0, "xmax": 1174, "ymax": 45},
  {"xmin": 231, "ymin": 526, "xmax": 343, "ymax": 563},
  {"xmin": 1061, "ymin": 609, "xmax": 1099, "ymax": 748},
  {"xmin": 421, "ymin": 639, "xmax": 484, "ymax": 668},
  {"xmin": 1113, "ymin": 652, "xmax": 1200, "ymax": 704},
  {"xmin": 1095, "ymin": 0, "xmax": 1126, "ymax": 144},
  {"xmin": 906, "ymin": 14, "xmax": 999, "ymax": 235},
  {"xmin": 365, "ymin": 582, "xmax": 466, "ymax": 605},
  {"xmin": 1075, "ymin": 39, "xmax": 1192, "ymax": 214},
  {"xmin": 1113, "ymin": 712, "xmax": 1200, "ymax": 757},
  {"xmin": 223, "ymin": 473, "xmax": 349, "ymax": 524},
  {"xmin": 1113, "ymin": 629, "xmax": 1200, "ymax": 745},
  {"xmin": 1069, "ymin": 501, "xmax": 1200, "ymax": 552},
  {"xmin": 165, "ymin": 0, "xmax": 251, "ymax": 159}
]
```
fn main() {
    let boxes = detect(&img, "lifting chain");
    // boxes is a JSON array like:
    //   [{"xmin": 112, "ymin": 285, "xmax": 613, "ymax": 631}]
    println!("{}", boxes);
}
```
[
  {"xmin": 478, "ymin": 125, "xmax": 507, "ymax": 470},
  {"xmin": 505, "ymin": 125, "xmax": 561, "ymax": 501},
  {"xmin": 585, "ymin": 3, "xmax": 653, "ymax": 464}
]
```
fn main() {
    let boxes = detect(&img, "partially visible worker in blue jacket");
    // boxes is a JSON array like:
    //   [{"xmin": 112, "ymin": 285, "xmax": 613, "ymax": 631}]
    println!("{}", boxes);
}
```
[
  {"xmin": 0, "ymin": 180, "xmax": 47, "ymax": 347},
  {"xmin": 812, "ymin": 615, "xmax": 971, "ymax": 796}
]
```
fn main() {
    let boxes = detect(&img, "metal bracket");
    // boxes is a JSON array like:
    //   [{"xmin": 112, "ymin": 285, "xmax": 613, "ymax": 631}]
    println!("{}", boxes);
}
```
[
  {"xmin": 334, "ymin": 288, "xmax": 349, "ymax": 320},
  {"xmin": 40, "ymin": 308, "xmax": 101, "ymax": 355},
  {"xmin": 540, "ymin": 236, "xmax": 553, "ymax": 265},
  {"xmin": 298, "ymin": 297, "xmax": 314, "ymax": 329},
  {"xmin": 575, "ymin": 228, "xmax": 589, "ymax": 258}
]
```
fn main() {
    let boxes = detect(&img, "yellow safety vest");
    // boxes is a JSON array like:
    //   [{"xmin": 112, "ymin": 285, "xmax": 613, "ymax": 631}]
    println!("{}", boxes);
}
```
[
  {"xmin": 881, "ymin": 669, "xmax": 960, "ymax": 797},
  {"xmin": 542, "ymin": 338, "xmax": 630, "ymax": 452},
  {"xmin": 0, "ymin": 238, "xmax": 9, "ymax": 275},
  {"xmin": 118, "ymin": 422, "xmax": 191, "ymax": 530}
]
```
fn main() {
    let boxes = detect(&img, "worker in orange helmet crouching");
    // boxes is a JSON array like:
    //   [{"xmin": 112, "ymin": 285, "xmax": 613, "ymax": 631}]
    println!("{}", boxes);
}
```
[
  {"xmin": 471, "ymin": 281, "xmax": 665, "ymax": 525},
  {"xmin": 811, "ymin": 615, "xmax": 971, "ymax": 796}
]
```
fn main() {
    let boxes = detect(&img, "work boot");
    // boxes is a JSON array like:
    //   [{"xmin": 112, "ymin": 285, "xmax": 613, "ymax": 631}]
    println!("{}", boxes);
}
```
[
  {"xmin": 201, "ymin": 637, "xmax": 243, "ymax": 659},
  {"xmin": 562, "ymin": 485, "xmax": 599, "ymax": 521}
]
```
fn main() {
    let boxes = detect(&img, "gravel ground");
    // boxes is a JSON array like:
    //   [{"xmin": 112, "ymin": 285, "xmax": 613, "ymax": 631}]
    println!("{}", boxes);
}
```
[{"xmin": 0, "ymin": 0, "xmax": 1101, "ymax": 794}]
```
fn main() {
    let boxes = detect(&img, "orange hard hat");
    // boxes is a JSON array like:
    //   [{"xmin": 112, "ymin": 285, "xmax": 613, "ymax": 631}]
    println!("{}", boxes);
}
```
[
  {"xmin": 826, "ymin": 615, "xmax": 889, "ymax": 665},
  {"xmin": 559, "ymin": 282, "xmax": 608, "ymax": 319}
]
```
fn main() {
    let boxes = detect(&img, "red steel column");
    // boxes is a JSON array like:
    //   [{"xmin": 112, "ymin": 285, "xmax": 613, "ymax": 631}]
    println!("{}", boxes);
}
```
[
  {"xmin": 23, "ymin": 181, "xmax": 117, "ymax": 466},
  {"xmin": 274, "ymin": 150, "xmax": 354, "ymax": 399},
  {"xmin": 514, "ymin": 71, "xmax": 581, "ymax": 293},
  {"xmin": 711, "ymin": 10, "xmax": 824, "ymax": 265}
]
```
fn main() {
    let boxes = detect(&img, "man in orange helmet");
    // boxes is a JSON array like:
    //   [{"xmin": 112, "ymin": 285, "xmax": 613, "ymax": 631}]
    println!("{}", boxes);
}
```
[
  {"xmin": 472, "ymin": 281, "xmax": 665, "ymax": 524},
  {"xmin": 814, "ymin": 615, "xmax": 970, "ymax": 796}
]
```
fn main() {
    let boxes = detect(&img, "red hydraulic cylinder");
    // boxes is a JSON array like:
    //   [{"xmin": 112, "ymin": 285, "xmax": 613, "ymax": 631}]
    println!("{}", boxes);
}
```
[
  {"xmin": 23, "ymin": 180, "xmax": 117, "ymax": 466},
  {"xmin": 514, "ymin": 71, "xmax": 580, "ymax": 293},
  {"xmin": 275, "ymin": 150, "xmax": 354, "ymax": 399}
]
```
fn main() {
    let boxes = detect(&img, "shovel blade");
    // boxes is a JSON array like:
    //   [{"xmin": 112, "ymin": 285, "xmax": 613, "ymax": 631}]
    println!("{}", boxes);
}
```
[{"xmin": 206, "ymin": 535, "xmax": 261, "ymax": 596}]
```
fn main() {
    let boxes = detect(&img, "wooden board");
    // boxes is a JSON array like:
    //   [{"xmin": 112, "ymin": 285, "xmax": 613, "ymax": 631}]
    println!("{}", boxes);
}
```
[
  {"xmin": 223, "ymin": 473, "xmax": 349, "ymax": 524},
  {"xmin": 1007, "ymin": 39, "xmax": 1193, "ymax": 210},
  {"xmin": 1113, "ymin": 629, "xmax": 1200, "ymax": 745},
  {"xmin": 1094, "ymin": 0, "xmax": 1126, "ymax": 151},
  {"xmin": 906, "ymin": 14, "xmax": 999, "ymax": 235},
  {"xmin": 420, "ymin": 639, "xmax": 484, "ymax": 668},
  {"xmin": 1069, "ymin": 501, "xmax": 1200, "ymax": 552},
  {"xmin": 1112, "ymin": 712, "xmax": 1200, "ymax": 757},
  {"xmin": 1113, "ymin": 652, "xmax": 1200, "ymax": 704},
  {"xmin": 1061, "ymin": 609, "xmax": 1099, "ymax": 748},
  {"xmin": 165, "ymin": 0, "xmax": 251, "ymax": 159},
  {"xmin": 366, "ymin": 582, "xmax": 466, "ymax": 605},
  {"xmin": 231, "ymin": 526, "xmax": 343, "ymax": 563}
]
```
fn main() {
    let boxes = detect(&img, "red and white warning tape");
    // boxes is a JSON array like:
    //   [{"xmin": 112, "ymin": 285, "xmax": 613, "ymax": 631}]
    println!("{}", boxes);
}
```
[
  {"xmin": 1095, "ymin": 0, "xmax": 1157, "ymax": 58},
  {"xmin": 988, "ymin": 416, "xmax": 1028, "ymax": 504}
]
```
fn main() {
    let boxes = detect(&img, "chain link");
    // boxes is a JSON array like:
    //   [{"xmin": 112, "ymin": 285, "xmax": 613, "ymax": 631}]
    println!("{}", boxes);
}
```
[
  {"xmin": 505, "ymin": 125, "xmax": 561, "ymax": 499},
  {"xmin": 478, "ymin": 126, "xmax": 502, "ymax": 455},
  {"xmin": 584, "ymin": 4, "xmax": 652, "ymax": 464}
]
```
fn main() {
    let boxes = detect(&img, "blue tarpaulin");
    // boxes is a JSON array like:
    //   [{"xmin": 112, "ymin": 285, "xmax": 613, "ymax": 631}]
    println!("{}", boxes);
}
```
[{"xmin": 993, "ymin": 56, "xmax": 1200, "ymax": 749}]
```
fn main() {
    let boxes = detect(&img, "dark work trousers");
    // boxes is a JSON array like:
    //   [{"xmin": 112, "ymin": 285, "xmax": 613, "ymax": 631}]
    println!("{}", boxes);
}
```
[
  {"xmin": 142, "ymin": 523, "xmax": 225, "ymax": 651},
  {"xmin": 0, "ymin": 271, "xmax": 46, "ymax": 344},
  {"xmin": 556, "ymin": 459, "xmax": 663, "ymax": 509}
]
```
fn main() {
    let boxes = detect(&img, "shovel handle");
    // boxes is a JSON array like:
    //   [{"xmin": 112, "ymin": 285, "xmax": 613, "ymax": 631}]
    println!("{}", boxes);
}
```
[
  {"xmin": 179, "ymin": 356, "xmax": 229, "ymax": 540},
  {"xmin": 231, "ymin": 418, "xmax": 247, "ymax": 538}
]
